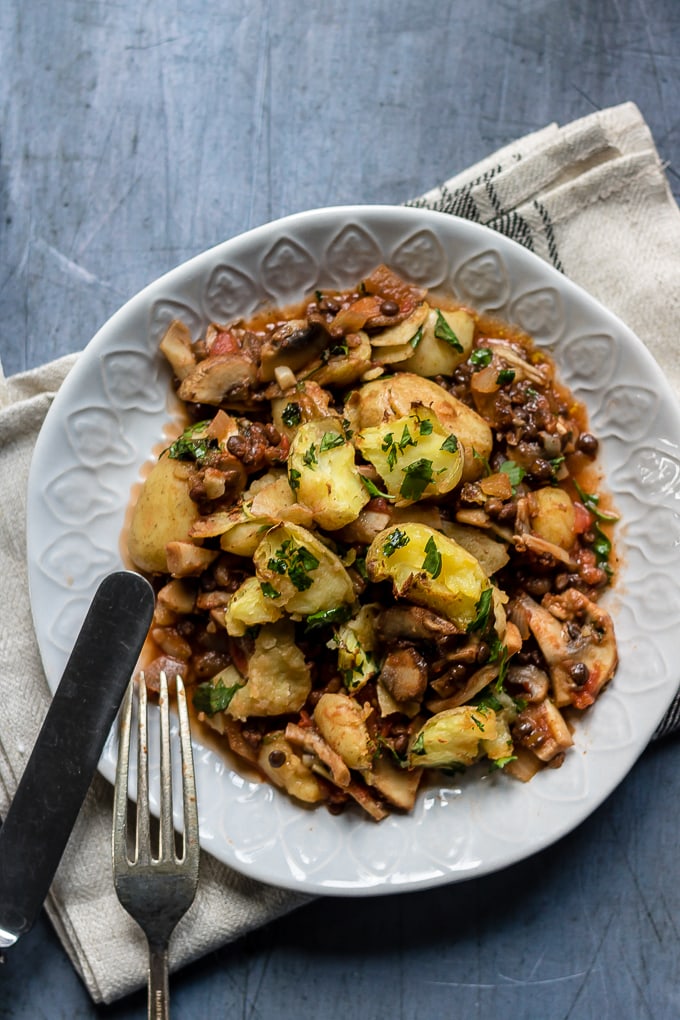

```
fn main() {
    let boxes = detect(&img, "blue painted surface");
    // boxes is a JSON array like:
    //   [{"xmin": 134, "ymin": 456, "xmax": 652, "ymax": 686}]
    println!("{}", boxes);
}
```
[{"xmin": 1, "ymin": 0, "xmax": 680, "ymax": 1015}]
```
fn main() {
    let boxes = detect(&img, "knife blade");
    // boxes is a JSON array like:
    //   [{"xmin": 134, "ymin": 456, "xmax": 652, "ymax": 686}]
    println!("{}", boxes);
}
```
[{"xmin": 0, "ymin": 569, "xmax": 154, "ymax": 949}]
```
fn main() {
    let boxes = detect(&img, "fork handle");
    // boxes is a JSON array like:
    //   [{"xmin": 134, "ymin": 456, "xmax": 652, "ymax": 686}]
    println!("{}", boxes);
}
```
[{"xmin": 147, "ymin": 942, "xmax": 170, "ymax": 1020}]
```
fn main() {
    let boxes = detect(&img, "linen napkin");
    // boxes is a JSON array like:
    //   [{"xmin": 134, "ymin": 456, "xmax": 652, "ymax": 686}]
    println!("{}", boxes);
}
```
[{"xmin": 1, "ymin": 101, "xmax": 679, "ymax": 1004}]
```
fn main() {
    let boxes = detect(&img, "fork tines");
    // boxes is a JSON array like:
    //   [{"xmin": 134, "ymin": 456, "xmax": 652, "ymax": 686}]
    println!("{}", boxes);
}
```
[{"xmin": 112, "ymin": 671, "xmax": 199, "ymax": 956}]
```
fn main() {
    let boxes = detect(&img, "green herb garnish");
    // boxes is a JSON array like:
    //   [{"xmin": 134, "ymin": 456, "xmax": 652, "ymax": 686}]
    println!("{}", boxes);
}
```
[
  {"xmin": 592, "ymin": 523, "xmax": 613, "ymax": 573},
  {"xmin": 320, "ymin": 432, "xmax": 345, "ymax": 453},
  {"xmin": 422, "ymin": 536, "xmax": 442, "ymax": 579},
  {"xmin": 470, "ymin": 348, "xmax": 492, "ymax": 368},
  {"xmin": 260, "ymin": 582, "xmax": 281, "ymax": 599},
  {"xmin": 440, "ymin": 434, "xmax": 459, "ymax": 454},
  {"xmin": 360, "ymin": 475, "xmax": 394, "ymax": 500},
  {"xmin": 500, "ymin": 459, "xmax": 525, "ymax": 489},
  {"xmin": 193, "ymin": 677, "xmax": 243, "ymax": 716},
  {"xmin": 281, "ymin": 402, "xmax": 302, "ymax": 427},
  {"xmin": 496, "ymin": 368, "xmax": 515, "ymax": 385},
  {"xmin": 288, "ymin": 467, "xmax": 301, "ymax": 491},
  {"xmin": 383, "ymin": 528, "xmax": 410, "ymax": 557},
  {"xmin": 167, "ymin": 421, "xmax": 217, "ymax": 464},
  {"xmin": 411, "ymin": 732, "xmax": 426, "ymax": 756},
  {"xmin": 267, "ymin": 539, "xmax": 320, "ymax": 592},
  {"xmin": 303, "ymin": 444, "xmax": 318, "ymax": 468},
  {"xmin": 434, "ymin": 309, "xmax": 463, "ymax": 351},
  {"xmin": 468, "ymin": 587, "xmax": 493, "ymax": 633},
  {"xmin": 573, "ymin": 480, "xmax": 619, "ymax": 523},
  {"xmin": 491, "ymin": 642, "xmax": 509, "ymax": 691},
  {"xmin": 381, "ymin": 431, "xmax": 397, "ymax": 471},
  {"xmin": 400, "ymin": 457, "xmax": 434, "ymax": 501},
  {"xmin": 410, "ymin": 325, "xmax": 424, "ymax": 349},
  {"xmin": 304, "ymin": 605, "xmax": 353, "ymax": 632}
]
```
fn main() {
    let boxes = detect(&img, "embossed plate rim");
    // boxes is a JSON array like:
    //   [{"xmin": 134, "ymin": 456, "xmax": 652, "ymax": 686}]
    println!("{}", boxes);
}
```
[{"xmin": 27, "ymin": 205, "xmax": 680, "ymax": 896}]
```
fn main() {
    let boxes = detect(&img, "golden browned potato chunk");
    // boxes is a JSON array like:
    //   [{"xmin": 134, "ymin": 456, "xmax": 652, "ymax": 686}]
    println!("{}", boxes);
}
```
[
  {"xmin": 345, "ymin": 373, "xmax": 492, "ymax": 481},
  {"xmin": 355, "ymin": 407, "xmax": 463, "ymax": 507},
  {"xmin": 313, "ymin": 693, "xmax": 374, "ymax": 771},
  {"xmin": 408, "ymin": 706, "xmax": 498, "ymax": 769},
  {"xmin": 366, "ymin": 522, "xmax": 490, "ymax": 630},
  {"xmin": 288, "ymin": 420, "xmax": 369, "ymax": 529},
  {"xmin": 128, "ymin": 455, "xmax": 200, "ymax": 574}
]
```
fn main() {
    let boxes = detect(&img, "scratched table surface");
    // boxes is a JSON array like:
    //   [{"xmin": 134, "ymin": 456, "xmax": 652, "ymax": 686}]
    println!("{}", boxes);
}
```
[{"xmin": 2, "ymin": 1, "xmax": 680, "ymax": 1017}]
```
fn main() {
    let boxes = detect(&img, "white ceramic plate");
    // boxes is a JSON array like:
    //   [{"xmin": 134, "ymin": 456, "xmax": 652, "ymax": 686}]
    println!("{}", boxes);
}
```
[{"xmin": 27, "ymin": 206, "xmax": 680, "ymax": 896}]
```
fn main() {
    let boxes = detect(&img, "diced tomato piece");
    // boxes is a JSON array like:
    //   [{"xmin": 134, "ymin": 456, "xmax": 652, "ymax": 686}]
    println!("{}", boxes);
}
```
[
  {"xmin": 573, "ymin": 500, "xmax": 594, "ymax": 534},
  {"xmin": 210, "ymin": 331, "xmax": 240, "ymax": 356}
]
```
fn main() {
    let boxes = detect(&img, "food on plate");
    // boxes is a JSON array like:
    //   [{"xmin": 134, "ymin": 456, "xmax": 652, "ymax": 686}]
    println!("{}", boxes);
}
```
[{"xmin": 126, "ymin": 263, "xmax": 618, "ymax": 820}]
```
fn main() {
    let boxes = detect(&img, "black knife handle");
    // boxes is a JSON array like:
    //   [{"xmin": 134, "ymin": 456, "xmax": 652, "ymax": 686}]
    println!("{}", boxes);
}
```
[{"xmin": 0, "ymin": 570, "xmax": 155, "ymax": 943}]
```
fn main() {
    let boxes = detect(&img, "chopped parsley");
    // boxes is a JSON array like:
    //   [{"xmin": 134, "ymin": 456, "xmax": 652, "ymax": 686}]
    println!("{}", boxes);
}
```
[
  {"xmin": 489, "ymin": 755, "xmax": 517, "ymax": 771},
  {"xmin": 411, "ymin": 732, "xmax": 426, "ymax": 756},
  {"xmin": 167, "ymin": 421, "xmax": 217, "ymax": 464},
  {"xmin": 400, "ymin": 457, "xmax": 434, "ymax": 501},
  {"xmin": 468, "ymin": 587, "xmax": 493, "ymax": 633},
  {"xmin": 193, "ymin": 677, "xmax": 243, "ymax": 716},
  {"xmin": 260, "ymin": 581, "xmax": 280, "ymax": 599},
  {"xmin": 267, "ymin": 539, "xmax": 320, "ymax": 592},
  {"xmin": 592, "ymin": 524, "xmax": 613, "ymax": 573},
  {"xmin": 381, "ymin": 423, "xmax": 417, "ymax": 471},
  {"xmin": 288, "ymin": 467, "xmax": 301, "ymax": 492},
  {"xmin": 321, "ymin": 341, "xmax": 349, "ymax": 363},
  {"xmin": 573, "ymin": 480, "xmax": 619, "ymax": 523},
  {"xmin": 319, "ymin": 431, "xmax": 345, "ymax": 453},
  {"xmin": 302, "ymin": 444, "xmax": 318, "ymax": 468},
  {"xmin": 573, "ymin": 481, "xmax": 617, "ymax": 575},
  {"xmin": 304, "ymin": 604, "xmax": 353, "ymax": 632},
  {"xmin": 410, "ymin": 325, "xmax": 424, "ymax": 349},
  {"xmin": 490, "ymin": 641, "xmax": 509, "ymax": 691},
  {"xmin": 422, "ymin": 536, "xmax": 442, "ymax": 579},
  {"xmin": 281, "ymin": 402, "xmax": 302, "ymax": 427},
  {"xmin": 500, "ymin": 459, "xmax": 525, "ymax": 489},
  {"xmin": 475, "ymin": 690, "xmax": 504, "ymax": 713},
  {"xmin": 550, "ymin": 454, "xmax": 565, "ymax": 477},
  {"xmin": 434, "ymin": 309, "xmax": 463, "ymax": 351},
  {"xmin": 470, "ymin": 347, "xmax": 492, "ymax": 368},
  {"xmin": 496, "ymin": 368, "xmax": 516, "ymax": 386},
  {"xmin": 381, "ymin": 431, "xmax": 397, "ymax": 470},
  {"xmin": 440, "ymin": 434, "xmax": 459, "ymax": 454},
  {"xmin": 383, "ymin": 528, "xmax": 410, "ymax": 557},
  {"xmin": 360, "ymin": 475, "xmax": 394, "ymax": 499},
  {"xmin": 418, "ymin": 417, "xmax": 434, "ymax": 436}
]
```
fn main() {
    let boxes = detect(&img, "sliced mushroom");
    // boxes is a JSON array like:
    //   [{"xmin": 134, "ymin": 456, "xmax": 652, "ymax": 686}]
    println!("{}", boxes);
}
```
[
  {"xmin": 159, "ymin": 319, "xmax": 196, "ymax": 380},
  {"xmin": 375, "ymin": 605, "xmax": 462, "ymax": 645},
  {"xmin": 177, "ymin": 353, "xmax": 258, "ymax": 407},
  {"xmin": 380, "ymin": 646, "xmax": 428, "ymax": 702},
  {"xmin": 425, "ymin": 662, "xmax": 499, "ymax": 713},
  {"xmin": 166, "ymin": 541, "xmax": 220, "ymax": 578},
  {"xmin": 505, "ymin": 663, "xmax": 550, "ymax": 704},
  {"xmin": 513, "ymin": 698, "xmax": 573, "ymax": 762},
  {"xmin": 259, "ymin": 320, "xmax": 329, "ymax": 382},
  {"xmin": 284, "ymin": 722, "xmax": 351, "ymax": 788},
  {"xmin": 365, "ymin": 755, "xmax": 423, "ymax": 812},
  {"xmin": 344, "ymin": 779, "xmax": 389, "ymax": 821},
  {"xmin": 516, "ymin": 589, "xmax": 617, "ymax": 709}
]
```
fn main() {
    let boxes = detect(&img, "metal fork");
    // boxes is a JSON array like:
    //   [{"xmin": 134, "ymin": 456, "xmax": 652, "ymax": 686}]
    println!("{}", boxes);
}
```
[{"xmin": 113, "ymin": 672, "xmax": 200, "ymax": 1020}]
